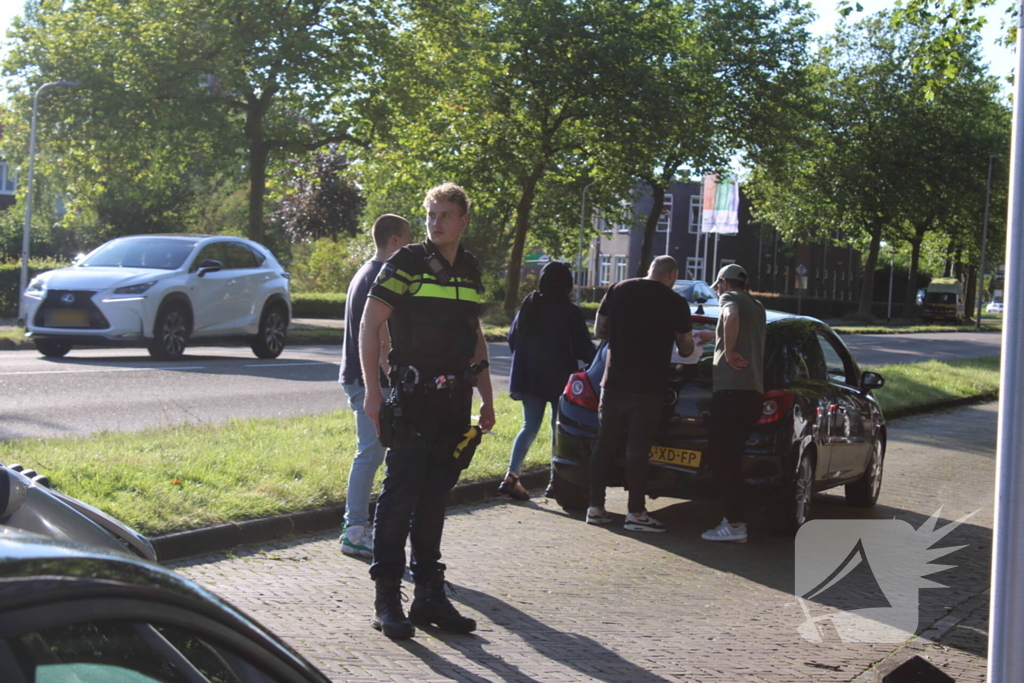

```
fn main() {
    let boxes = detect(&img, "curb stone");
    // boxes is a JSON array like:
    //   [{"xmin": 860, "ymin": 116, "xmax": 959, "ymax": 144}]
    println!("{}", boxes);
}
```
[{"xmin": 151, "ymin": 469, "xmax": 549, "ymax": 562}]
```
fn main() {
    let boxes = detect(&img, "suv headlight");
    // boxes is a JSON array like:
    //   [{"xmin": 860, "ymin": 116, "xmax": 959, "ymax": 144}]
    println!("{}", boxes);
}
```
[
  {"xmin": 113, "ymin": 281, "xmax": 157, "ymax": 295},
  {"xmin": 25, "ymin": 279, "xmax": 46, "ymax": 297}
]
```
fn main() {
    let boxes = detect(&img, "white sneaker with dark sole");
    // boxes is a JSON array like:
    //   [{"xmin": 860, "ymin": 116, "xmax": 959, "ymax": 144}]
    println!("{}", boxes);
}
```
[
  {"xmin": 586, "ymin": 507, "xmax": 614, "ymax": 525},
  {"xmin": 701, "ymin": 517, "xmax": 748, "ymax": 543},
  {"xmin": 623, "ymin": 512, "xmax": 666, "ymax": 533}
]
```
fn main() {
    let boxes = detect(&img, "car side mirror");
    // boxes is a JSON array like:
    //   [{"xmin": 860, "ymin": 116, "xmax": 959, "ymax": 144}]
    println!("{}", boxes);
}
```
[
  {"xmin": 695, "ymin": 303, "xmax": 705, "ymax": 315},
  {"xmin": 0, "ymin": 468, "xmax": 28, "ymax": 519},
  {"xmin": 861, "ymin": 370, "xmax": 885, "ymax": 391},
  {"xmin": 695, "ymin": 296, "xmax": 708, "ymax": 304},
  {"xmin": 196, "ymin": 259, "xmax": 223, "ymax": 277}
]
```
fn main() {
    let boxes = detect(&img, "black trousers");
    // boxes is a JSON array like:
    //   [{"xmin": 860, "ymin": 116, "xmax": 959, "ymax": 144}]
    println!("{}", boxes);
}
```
[
  {"xmin": 370, "ymin": 384, "xmax": 469, "ymax": 582},
  {"xmin": 588, "ymin": 388, "xmax": 664, "ymax": 514},
  {"xmin": 709, "ymin": 390, "xmax": 764, "ymax": 524}
]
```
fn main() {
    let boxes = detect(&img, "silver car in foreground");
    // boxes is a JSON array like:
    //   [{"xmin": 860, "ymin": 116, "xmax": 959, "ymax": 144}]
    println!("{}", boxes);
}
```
[
  {"xmin": 0, "ymin": 463, "xmax": 156, "ymax": 561},
  {"xmin": 22, "ymin": 234, "xmax": 291, "ymax": 360}
]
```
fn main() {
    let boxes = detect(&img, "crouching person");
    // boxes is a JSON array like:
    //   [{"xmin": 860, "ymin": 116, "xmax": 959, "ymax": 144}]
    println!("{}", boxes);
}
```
[{"xmin": 358, "ymin": 183, "xmax": 495, "ymax": 639}]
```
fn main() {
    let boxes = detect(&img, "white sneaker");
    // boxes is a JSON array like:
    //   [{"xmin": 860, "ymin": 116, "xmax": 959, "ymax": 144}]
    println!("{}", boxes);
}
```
[
  {"xmin": 586, "ymin": 507, "xmax": 614, "ymax": 525},
  {"xmin": 624, "ymin": 511, "xmax": 666, "ymax": 533},
  {"xmin": 701, "ymin": 517, "xmax": 747, "ymax": 543},
  {"xmin": 340, "ymin": 525, "xmax": 373, "ymax": 557}
]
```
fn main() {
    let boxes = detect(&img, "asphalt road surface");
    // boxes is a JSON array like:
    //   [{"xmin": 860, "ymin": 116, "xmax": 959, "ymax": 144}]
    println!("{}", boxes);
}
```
[{"xmin": 1, "ymin": 331, "xmax": 1001, "ymax": 440}]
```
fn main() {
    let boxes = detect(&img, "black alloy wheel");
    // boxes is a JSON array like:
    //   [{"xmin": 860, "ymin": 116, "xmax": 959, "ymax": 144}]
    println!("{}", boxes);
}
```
[
  {"xmin": 35, "ymin": 339, "xmax": 73, "ymax": 358},
  {"xmin": 251, "ymin": 302, "xmax": 288, "ymax": 359},
  {"xmin": 148, "ymin": 301, "xmax": 190, "ymax": 360},
  {"xmin": 771, "ymin": 450, "xmax": 814, "ymax": 535},
  {"xmin": 845, "ymin": 438, "xmax": 884, "ymax": 508}
]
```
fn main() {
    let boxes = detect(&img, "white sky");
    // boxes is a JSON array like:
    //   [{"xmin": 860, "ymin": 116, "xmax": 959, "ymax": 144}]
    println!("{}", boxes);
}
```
[{"xmin": 0, "ymin": 0, "xmax": 1015, "ymax": 93}]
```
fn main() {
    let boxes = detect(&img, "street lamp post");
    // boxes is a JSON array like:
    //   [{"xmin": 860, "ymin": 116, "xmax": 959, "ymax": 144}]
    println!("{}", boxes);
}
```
[
  {"xmin": 576, "ymin": 182, "xmax": 595, "ymax": 306},
  {"xmin": 880, "ymin": 240, "xmax": 894, "ymax": 322},
  {"xmin": 18, "ymin": 80, "xmax": 80, "ymax": 325},
  {"xmin": 977, "ymin": 154, "xmax": 1000, "ymax": 330}
]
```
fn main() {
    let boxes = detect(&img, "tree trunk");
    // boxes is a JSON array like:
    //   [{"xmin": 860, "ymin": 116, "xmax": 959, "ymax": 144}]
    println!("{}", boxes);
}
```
[
  {"xmin": 857, "ymin": 224, "xmax": 883, "ymax": 317},
  {"xmin": 503, "ymin": 172, "xmax": 542, "ymax": 316},
  {"xmin": 964, "ymin": 264, "xmax": 978, "ymax": 322},
  {"xmin": 903, "ymin": 226, "xmax": 926, "ymax": 314},
  {"xmin": 636, "ymin": 182, "xmax": 665, "ymax": 277},
  {"xmin": 245, "ymin": 103, "xmax": 268, "ymax": 244}
]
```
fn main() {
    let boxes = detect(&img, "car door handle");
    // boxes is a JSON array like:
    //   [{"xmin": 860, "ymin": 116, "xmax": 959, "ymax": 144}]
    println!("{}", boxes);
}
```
[{"xmin": 227, "ymin": 279, "xmax": 237, "ymax": 285}]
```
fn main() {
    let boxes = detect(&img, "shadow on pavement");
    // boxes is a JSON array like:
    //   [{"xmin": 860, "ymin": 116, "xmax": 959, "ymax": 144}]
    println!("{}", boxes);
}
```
[{"xmin": 407, "ymin": 585, "xmax": 674, "ymax": 683}]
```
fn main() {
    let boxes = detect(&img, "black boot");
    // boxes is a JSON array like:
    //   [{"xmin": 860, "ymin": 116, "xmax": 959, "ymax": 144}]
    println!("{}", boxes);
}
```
[
  {"xmin": 409, "ymin": 571, "xmax": 477, "ymax": 633},
  {"xmin": 371, "ymin": 577, "xmax": 415, "ymax": 639}
]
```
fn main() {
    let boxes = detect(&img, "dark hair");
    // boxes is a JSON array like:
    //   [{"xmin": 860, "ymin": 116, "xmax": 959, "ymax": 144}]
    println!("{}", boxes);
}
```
[
  {"xmin": 518, "ymin": 261, "xmax": 574, "ymax": 337},
  {"xmin": 372, "ymin": 214, "xmax": 410, "ymax": 250},
  {"xmin": 724, "ymin": 278, "xmax": 746, "ymax": 291}
]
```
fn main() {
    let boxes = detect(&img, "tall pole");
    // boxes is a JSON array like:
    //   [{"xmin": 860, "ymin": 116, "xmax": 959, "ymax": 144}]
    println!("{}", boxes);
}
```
[
  {"xmin": 977, "ymin": 154, "xmax": 999, "ymax": 329},
  {"xmin": 887, "ymin": 250, "xmax": 894, "ymax": 322},
  {"xmin": 989, "ymin": 2, "xmax": 1024, "ymax": 680},
  {"xmin": 576, "ymin": 182, "xmax": 594, "ymax": 305},
  {"xmin": 18, "ymin": 80, "xmax": 79, "ymax": 324}
]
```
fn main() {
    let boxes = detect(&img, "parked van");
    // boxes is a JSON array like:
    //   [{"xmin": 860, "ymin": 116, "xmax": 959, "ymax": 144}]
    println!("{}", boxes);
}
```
[{"xmin": 923, "ymin": 278, "xmax": 965, "ymax": 323}]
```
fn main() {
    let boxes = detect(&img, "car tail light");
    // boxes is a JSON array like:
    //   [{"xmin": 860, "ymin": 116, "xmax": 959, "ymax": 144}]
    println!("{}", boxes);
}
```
[
  {"xmin": 756, "ymin": 389, "xmax": 795, "ymax": 425},
  {"xmin": 565, "ymin": 371, "xmax": 599, "ymax": 411}
]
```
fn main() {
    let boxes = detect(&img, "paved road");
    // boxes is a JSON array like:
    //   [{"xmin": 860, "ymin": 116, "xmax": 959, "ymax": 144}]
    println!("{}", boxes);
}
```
[
  {"xmin": 170, "ymin": 403, "xmax": 996, "ymax": 682},
  {"xmin": 0, "ymin": 332, "xmax": 999, "ymax": 440}
]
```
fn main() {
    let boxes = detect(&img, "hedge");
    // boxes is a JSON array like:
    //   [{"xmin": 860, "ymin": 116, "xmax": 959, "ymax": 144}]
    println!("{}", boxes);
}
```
[
  {"xmin": 290, "ymin": 292, "xmax": 347, "ymax": 319},
  {"xmin": 0, "ymin": 260, "xmax": 69, "ymax": 318}
]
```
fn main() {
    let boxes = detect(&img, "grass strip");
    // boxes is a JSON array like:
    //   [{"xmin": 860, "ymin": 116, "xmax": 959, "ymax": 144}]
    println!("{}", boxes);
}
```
[{"xmin": 0, "ymin": 357, "xmax": 1000, "ymax": 537}]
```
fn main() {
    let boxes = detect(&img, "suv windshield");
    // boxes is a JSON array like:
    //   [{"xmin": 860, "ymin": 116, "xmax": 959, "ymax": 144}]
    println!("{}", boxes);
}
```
[{"xmin": 80, "ymin": 239, "xmax": 197, "ymax": 270}]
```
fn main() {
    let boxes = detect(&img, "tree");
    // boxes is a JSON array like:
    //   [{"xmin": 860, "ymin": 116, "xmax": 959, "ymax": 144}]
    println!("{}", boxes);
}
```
[
  {"xmin": 3, "ymin": 0, "xmax": 389, "ymax": 244},
  {"xmin": 746, "ymin": 12, "xmax": 1003, "ymax": 316},
  {"xmin": 276, "ymin": 153, "xmax": 365, "ymax": 242}
]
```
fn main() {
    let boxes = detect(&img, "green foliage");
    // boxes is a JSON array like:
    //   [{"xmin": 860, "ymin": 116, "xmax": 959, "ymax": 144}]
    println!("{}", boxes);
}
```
[
  {"xmin": 288, "ymin": 237, "xmax": 372, "ymax": 294},
  {"xmin": 0, "ymin": 257, "xmax": 70, "ymax": 316}
]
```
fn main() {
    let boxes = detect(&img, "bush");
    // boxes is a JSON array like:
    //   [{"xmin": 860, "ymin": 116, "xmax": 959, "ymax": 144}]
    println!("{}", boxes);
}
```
[
  {"xmin": 288, "ymin": 237, "xmax": 372, "ymax": 294},
  {"xmin": 291, "ymin": 292, "xmax": 347, "ymax": 319}
]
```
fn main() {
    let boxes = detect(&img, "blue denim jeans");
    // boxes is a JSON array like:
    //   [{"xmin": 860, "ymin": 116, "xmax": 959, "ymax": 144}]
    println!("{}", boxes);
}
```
[
  {"xmin": 342, "ymin": 383, "xmax": 386, "ymax": 529},
  {"xmin": 507, "ymin": 393, "xmax": 557, "ymax": 475}
]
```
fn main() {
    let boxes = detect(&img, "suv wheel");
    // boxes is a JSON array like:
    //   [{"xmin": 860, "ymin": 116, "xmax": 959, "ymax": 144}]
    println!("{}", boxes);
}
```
[
  {"xmin": 845, "ymin": 439, "xmax": 884, "ymax": 507},
  {"xmin": 552, "ymin": 466, "xmax": 589, "ymax": 511},
  {"xmin": 770, "ymin": 450, "xmax": 814, "ymax": 535},
  {"xmin": 35, "ymin": 339, "xmax": 73, "ymax": 358},
  {"xmin": 148, "ymin": 301, "xmax": 190, "ymax": 360},
  {"xmin": 251, "ymin": 302, "xmax": 288, "ymax": 359}
]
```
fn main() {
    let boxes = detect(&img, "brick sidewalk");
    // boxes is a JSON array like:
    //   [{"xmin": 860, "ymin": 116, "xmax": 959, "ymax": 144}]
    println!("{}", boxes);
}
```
[{"xmin": 172, "ymin": 404, "xmax": 995, "ymax": 682}]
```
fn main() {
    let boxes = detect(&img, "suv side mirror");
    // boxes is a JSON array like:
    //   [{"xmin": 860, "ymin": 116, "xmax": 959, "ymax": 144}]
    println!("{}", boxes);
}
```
[
  {"xmin": 196, "ymin": 259, "xmax": 223, "ymax": 277},
  {"xmin": 695, "ymin": 296, "xmax": 708, "ymax": 304},
  {"xmin": 861, "ymin": 370, "xmax": 885, "ymax": 391},
  {"xmin": 0, "ymin": 468, "xmax": 28, "ymax": 519}
]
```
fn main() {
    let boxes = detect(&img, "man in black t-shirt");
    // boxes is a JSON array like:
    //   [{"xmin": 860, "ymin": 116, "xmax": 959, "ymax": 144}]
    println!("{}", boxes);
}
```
[
  {"xmin": 587, "ymin": 256, "xmax": 693, "ymax": 532},
  {"xmin": 338, "ymin": 215, "xmax": 412, "ymax": 558}
]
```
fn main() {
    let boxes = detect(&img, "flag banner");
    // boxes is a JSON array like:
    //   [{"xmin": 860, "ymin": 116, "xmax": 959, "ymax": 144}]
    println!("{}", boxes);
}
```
[{"xmin": 701, "ymin": 174, "xmax": 740, "ymax": 234}]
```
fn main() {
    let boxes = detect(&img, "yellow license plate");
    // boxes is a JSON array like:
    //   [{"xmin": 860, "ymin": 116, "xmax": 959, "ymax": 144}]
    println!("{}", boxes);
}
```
[
  {"xmin": 649, "ymin": 445, "xmax": 702, "ymax": 469},
  {"xmin": 45, "ymin": 309, "xmax": 89, "ymax": 327}
]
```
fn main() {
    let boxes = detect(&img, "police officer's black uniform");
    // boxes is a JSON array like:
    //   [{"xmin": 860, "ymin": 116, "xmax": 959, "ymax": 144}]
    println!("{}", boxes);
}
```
[{"xmin": 367, "ymin": 239, "xmax": 484, "ymax": 637}]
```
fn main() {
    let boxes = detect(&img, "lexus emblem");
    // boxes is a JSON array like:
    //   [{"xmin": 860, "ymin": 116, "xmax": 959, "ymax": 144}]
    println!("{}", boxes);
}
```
[{"xmin": 61, "ymin": 294, "xmax": 75, "ymax": 304}]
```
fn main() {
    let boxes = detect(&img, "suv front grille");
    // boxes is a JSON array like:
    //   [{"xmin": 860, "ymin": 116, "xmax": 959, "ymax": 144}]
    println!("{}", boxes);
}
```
[{"xmin": 34, "ymin": 290, "xmax": 110, "ymax": 329}]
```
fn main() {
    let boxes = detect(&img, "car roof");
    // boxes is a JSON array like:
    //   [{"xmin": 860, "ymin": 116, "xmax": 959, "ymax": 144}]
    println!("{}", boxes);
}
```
[{"xmin": 689, "ymin": 304, "xmax": 821, "ymax": 327}]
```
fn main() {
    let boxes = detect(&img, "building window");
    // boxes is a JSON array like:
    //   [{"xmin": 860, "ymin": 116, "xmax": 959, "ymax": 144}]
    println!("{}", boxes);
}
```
[
  {"xmin": 656, "ymin": 194, "xmax": 673, "ymax": 233},
  {"xmin": 688, "ymin": 194, "xmax": 702, "ymax": 234},
  {"xmin": 0, "ymin": 161, "xmax": 15, "ymax": 195},
  {"xmin": 599, "ymin": 254, "xmax": 612, "ymax": 286},
  {"xmin": 614, "ymin": 255, "xmax": 628, "ymax": 282},
  {"xmin": 686, "ymin": 257, "xmax": 704, "ymax": 281}
]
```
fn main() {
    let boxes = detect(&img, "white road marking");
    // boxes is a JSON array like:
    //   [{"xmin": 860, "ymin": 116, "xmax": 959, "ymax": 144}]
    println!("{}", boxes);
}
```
[
  {"xmin": 0, "ymin": 366, "xmax": 206, "ymax": 376},
  {"xmin": 243, "ymin": 362, "xmax": 327, "ymax": 368}
]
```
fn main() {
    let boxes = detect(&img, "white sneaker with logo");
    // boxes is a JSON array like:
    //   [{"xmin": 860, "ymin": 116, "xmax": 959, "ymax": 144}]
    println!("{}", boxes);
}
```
[
  {"xmin": 340, "ymin": 525, "xmax": 373, "ymax": 557},
  {"xmin": 701, "ymin": 517, "xmax": 748, "ymax": 543},
  {"xmin": 624, "ymin": 511, "xmax": 666, "ymax": 533}
]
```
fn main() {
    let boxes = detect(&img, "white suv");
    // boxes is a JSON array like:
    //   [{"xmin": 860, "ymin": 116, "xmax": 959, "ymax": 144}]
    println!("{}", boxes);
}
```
[{"xmin": 22, "ymin": 234, "xmax": 291, "ymax": 360}]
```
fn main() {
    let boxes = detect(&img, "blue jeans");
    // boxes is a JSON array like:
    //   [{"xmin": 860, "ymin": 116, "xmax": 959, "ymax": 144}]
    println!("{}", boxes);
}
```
[
  {"xmin": 507, "ymin": 394, "xmax": 557, "ymax": 475},
  {"xmin": 342, "ymin": 383, "xmax": 386, "ymax": 528}
]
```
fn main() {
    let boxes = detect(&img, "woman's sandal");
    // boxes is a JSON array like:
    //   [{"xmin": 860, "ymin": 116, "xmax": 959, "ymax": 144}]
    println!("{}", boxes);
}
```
[{"xmin": 498, "ymin": 473, "xmax": 531, "ymax": 501}]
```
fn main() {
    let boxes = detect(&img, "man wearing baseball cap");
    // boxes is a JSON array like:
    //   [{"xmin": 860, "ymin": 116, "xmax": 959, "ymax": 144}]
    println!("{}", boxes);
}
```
[{"xmin": 695, "ymin": 263, "xmax": 765, "ymax": 543}]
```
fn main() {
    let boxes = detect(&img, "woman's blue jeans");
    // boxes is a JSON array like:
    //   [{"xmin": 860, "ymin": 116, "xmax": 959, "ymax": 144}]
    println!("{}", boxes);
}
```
[{"xmin": 507, "ymin": 393, "xmax": 557, "ymax": 475}]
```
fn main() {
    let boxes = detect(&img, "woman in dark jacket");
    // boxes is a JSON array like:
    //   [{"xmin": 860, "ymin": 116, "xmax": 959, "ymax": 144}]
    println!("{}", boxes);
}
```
[{"xmin": 500, "ymin": 261, "xmax": 596, "ymax": 500}]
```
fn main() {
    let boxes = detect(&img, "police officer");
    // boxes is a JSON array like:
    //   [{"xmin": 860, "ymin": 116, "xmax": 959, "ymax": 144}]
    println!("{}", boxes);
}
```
[{"xmin": 359, "ymin": 183, "xmax": 495, "ymax": 640}]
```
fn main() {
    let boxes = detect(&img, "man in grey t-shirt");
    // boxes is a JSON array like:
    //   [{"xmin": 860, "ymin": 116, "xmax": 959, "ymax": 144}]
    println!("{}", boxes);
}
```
[{"xmin": 696, "ymin": 264, "xmax": 765, "ymax": 543}]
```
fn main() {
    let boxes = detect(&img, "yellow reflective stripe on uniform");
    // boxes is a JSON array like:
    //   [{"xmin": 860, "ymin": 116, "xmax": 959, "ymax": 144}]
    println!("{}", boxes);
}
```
[
  {"xmin": 379, "ymin": 277, "xmax": 408, "ymax": 297},
  {"xmin": 412, "ymin": 283, "xmax": 482, "ymax": 302}
]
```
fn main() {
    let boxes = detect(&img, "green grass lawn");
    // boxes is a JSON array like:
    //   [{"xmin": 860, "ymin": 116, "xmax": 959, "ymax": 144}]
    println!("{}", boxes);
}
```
[{"xmin": 0, "ymin": 356, "xmax": 1000, "ymax": 537}]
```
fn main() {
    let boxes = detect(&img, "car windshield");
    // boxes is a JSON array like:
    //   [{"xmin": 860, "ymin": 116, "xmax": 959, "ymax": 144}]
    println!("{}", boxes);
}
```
[{"xmin": 80, "ymin": 239, "xmax": 197, "ymax": 270}]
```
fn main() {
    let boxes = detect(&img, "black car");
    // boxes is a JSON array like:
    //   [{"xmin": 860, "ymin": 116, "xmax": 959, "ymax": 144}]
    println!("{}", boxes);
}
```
[
  {"xmin": 552, "ymin": 308, "xmax": 887, "ymax": 532},
  {"xmin": 0, "ymin": 529, "xmax": 331, "ymax": 683}
]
